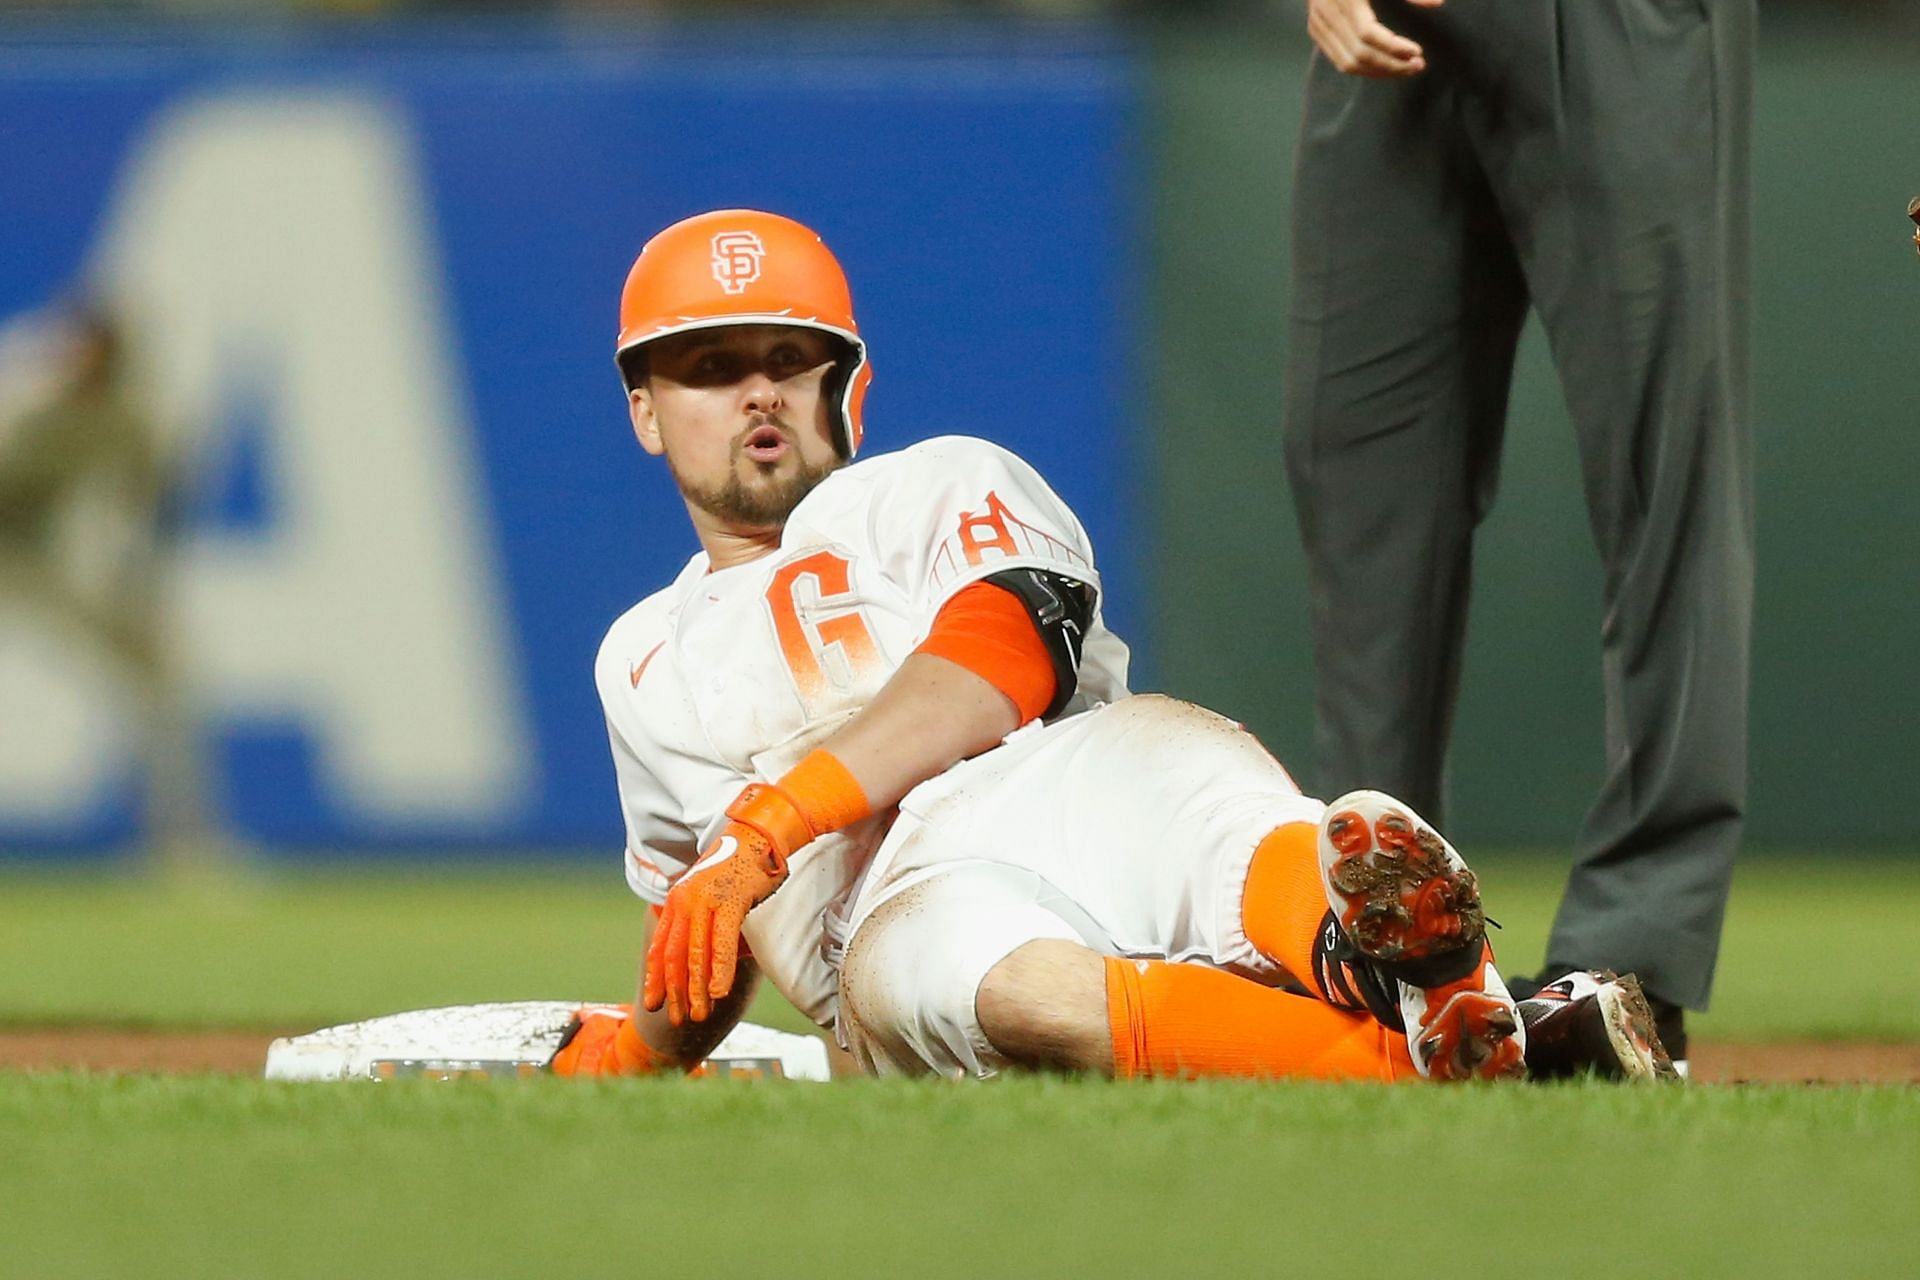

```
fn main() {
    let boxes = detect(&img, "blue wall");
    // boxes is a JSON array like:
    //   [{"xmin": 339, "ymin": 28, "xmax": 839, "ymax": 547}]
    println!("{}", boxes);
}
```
[{"xmin": 0, "ymin": 25, "xmax": 1147, "ymax": 853}]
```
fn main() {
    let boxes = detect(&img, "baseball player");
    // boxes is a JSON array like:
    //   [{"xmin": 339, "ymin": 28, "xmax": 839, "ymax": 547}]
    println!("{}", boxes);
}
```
[{"xmin": 551, "ymin": 210, "xmax": 1673, "ymax": 1084}]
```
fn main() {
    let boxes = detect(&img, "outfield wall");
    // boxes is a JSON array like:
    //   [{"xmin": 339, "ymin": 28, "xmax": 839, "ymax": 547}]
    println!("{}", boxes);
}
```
[
  {"xmin": 0, "ymin": 19, "xmax": 1910, "ymax": 856},
  {"xmin": 0, "ymin": 24, "xmax": 1145, "ymax": 854}
]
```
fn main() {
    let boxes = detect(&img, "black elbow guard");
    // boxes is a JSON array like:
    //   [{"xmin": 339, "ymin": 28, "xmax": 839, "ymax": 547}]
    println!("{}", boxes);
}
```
[{"xmin": 980, "ymin": 568, "xmax": 1096, "ymax": 719}]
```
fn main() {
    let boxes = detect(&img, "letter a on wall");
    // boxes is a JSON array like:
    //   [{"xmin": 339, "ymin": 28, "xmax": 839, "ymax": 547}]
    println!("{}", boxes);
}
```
[{"xmin": 0, "ymin": 92, "xmax": 535, "ymax": 838}]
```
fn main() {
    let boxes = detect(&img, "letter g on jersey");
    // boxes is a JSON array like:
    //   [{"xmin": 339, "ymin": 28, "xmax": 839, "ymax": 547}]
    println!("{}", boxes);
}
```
[{"xmin": 710, "ymin": 231, "xmax": 765, "ymax": 294}]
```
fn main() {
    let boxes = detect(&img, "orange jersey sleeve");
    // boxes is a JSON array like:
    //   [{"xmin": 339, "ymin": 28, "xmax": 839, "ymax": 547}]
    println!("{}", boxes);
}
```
[{"xmin": 913, "ymin": 580, "xmax": 1058, "ymax": 725}]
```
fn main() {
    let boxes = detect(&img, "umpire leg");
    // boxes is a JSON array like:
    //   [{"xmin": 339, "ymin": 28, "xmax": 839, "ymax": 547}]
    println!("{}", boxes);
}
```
[
  {"xmin": 1467, "ymin": 0, "xmax": 1756, "ymax": 1010},
  {"xmin": 1284, "ymin": 39, "xmax": 1529, "ymax": 818}
]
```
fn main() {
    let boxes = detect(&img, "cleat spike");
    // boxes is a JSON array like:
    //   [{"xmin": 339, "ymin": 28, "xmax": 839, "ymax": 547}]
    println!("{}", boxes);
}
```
[{"xmin": 1316, "ymin": 790, "xmax": 1523, "ymax": 1081}]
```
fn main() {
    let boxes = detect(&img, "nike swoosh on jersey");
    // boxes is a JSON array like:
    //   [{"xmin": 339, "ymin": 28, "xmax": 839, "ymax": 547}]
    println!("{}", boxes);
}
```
[{"xmin": 629, "ymin": 642, "xmax": 665, "ymax": 689}]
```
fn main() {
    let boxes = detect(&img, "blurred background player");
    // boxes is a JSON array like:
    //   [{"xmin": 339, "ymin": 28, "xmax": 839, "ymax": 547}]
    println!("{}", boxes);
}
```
[
  {"xmin": 1282, "ymin": 0, "xmax": 1756, "ymax": 1071},
  {"xmin": 549, "ymin": 209, "xmax": 1672, "ymax": 1085},
  {"xmin": 0, "ymin": 302, "xmax": 212, "ymax": 872}
]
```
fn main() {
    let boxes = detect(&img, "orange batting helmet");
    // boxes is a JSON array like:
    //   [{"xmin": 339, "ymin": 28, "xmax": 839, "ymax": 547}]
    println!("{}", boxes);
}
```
[{"xmin": 615, "ymin": 209, "xmax": 872, "ymax": 458}]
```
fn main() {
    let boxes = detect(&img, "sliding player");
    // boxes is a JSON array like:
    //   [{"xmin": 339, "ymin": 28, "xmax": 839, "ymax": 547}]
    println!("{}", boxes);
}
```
[{"xmin": 551, "ymin": 210, "xmax": 1672, "ymax": 1084}]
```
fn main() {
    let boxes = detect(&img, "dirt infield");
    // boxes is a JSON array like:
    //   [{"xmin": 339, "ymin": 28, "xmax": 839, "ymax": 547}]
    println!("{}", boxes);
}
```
[
  {"xmin": 0, "ymin": 1027, "xmax": 1915, "ymax": 1083},
  {"xmin": 1687, "ymin": 1041, "xmax": 1920, "ymax": 1085},
  {"xmin": 0, "ymin": 1027, "xmax": 301, "ymax": 1075}
]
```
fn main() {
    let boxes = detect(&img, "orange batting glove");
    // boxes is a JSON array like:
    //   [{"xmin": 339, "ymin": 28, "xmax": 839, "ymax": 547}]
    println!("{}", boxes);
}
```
[
  {"xmin": 643, "ymin": 751, "xmax": 872, "ymax": 1025},
  {"xmin": 547, "ymin": 1004, "xmax": 670, "ymax": 1077},
  {"xmin": 643, "ymin": 785, "xmax": 806, "ymax": 1025}
]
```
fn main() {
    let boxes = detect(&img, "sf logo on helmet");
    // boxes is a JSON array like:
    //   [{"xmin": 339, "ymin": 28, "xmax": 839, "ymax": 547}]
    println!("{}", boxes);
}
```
[{"xmin": 710, "ymin": 231, "xmax": 766, "ymax": 295}]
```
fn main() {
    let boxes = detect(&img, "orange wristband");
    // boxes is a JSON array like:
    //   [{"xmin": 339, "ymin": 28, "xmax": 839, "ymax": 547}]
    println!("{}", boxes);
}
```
[
  {"xmin": 725, "ymin": 749, "xmax": 873, "ymax": 859},
  {"xmin": 779, "ymin": 748, "xmax": 873, "ymax": 836}
]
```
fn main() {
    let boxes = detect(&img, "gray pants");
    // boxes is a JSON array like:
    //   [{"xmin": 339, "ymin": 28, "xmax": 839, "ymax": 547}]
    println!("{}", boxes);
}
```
[{"xmin": 1283, "ymin": 0, "xmax": 1754, "ymax": 1010}]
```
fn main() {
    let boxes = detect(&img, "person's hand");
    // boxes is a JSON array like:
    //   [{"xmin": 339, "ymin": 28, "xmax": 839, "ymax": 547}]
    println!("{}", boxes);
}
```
[
  {"xmin": 547, "ymin": 1005, "xmax": 667, "ymax": 1077},
  {"xmin": 643, "ymin": 784, "xmax": 813, "ymax": 1024},
  {"xmin": 1307, "ymin": 0, "xmax": 1444, "ymax": 79}
]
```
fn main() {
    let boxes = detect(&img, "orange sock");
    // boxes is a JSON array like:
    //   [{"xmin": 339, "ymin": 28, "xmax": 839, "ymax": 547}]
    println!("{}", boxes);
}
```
[
  {"xmin": 1241, "ymin": 821, "xmax": 1339, "ymax": 994},
  {"xmin": 1104, "ymin": 955, "xmax": 1415, "ymax": 1082}
]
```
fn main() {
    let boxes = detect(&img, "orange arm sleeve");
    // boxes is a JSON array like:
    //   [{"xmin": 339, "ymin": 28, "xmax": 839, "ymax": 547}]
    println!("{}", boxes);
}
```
[{"xmin": 912, "ymin": 580, "xmax": 1058, "ymax": 725}]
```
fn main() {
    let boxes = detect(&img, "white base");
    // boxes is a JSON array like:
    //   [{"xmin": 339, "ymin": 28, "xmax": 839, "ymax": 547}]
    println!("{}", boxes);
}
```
[{"xmin": 263, "ymin": 1002, "xmax": 831, "ymax": 1082}]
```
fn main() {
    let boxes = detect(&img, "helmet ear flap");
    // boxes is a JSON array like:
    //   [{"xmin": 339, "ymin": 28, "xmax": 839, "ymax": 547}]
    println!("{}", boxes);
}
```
[
  {"xmin": 615, "ymin": 344, "xmax": 648, "ymax": 394},
  {"xmin": 818, "ymin": 335, "xmax": 859, "ymax": 459}
]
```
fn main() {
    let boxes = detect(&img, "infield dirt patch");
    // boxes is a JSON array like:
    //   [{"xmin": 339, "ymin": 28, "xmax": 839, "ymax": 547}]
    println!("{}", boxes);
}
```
[
  {"xmin": 0, "ymin": 1027, "xmax": 301, "ymax": 1074},
  {"xmin": 0, "ymin": 1027, "xmax": 1915, "ymax": 1083}
]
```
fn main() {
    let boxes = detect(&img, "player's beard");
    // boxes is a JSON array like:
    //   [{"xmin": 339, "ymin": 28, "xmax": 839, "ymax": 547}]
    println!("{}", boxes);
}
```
[{"xmin": 669, "ymin": 439, "xmax": 839, "ymax": 530}]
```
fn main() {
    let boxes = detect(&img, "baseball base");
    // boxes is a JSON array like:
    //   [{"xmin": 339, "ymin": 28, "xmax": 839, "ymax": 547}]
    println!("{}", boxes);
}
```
[{"xmin": 263, "ymin": 1001, "xmax": 832, "ymax": 1082}]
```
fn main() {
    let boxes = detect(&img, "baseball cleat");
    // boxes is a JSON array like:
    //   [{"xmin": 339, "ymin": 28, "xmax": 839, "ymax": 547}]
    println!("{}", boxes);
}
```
[
  {"xmin": 1518, "ymin": 970, "xmax": 1679, "ymax": 1082},
  {"xmin": 1647, "ymin": 994, "xmax": 1690, "ymax": 1078},
  {"xmin": 1317, "ymin": 790, "xmax": 1524, "ymax": 1081}
]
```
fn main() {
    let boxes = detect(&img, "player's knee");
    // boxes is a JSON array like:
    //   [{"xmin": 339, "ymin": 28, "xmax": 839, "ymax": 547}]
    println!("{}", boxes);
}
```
[
  {"xmin": 838, "ymin": 869, "xmax": 1110, "ymax": 1078},
  {"xmin": 975, "ymin": 939, "xmax": 1114, "ymax": 1075},
  {"xmin": 836, "ymin": 888, "xmax": 982, "ymax": 1078},
  {"xmin": 1108, "ymin": 694, "xmax": 1307, "ymax": 801},
  {"xmin": 835, "ymin": 900, "xmax": 911, "ymax": 1070}
]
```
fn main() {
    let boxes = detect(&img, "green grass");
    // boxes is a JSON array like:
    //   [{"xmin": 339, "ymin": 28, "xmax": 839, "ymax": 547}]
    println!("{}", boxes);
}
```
[
  {"xmin": 3, "ymin": 1073, "xmax": 1917, "ymax": 1280},
  {"xmin": 2, "ymin": 853, "xmax": 1913, "ymax": 1280},
  {"xmin": 0, "ymin": 862, "xmax": 813, "ymax": 1035},
  {"xmin": 2, "ymin": 852, "xmax": 1915, "ymax": 1040}
]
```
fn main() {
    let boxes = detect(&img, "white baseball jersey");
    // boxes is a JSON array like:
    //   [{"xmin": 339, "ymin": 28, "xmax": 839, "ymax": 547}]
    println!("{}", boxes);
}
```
[{"xmin": 595, "ymin": 435, "xmax": 1131, "ymax": 1025}]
